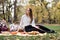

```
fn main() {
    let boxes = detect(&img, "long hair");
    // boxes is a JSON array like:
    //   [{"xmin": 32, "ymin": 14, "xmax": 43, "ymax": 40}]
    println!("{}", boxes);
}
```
[{"xmin": 29, "ymin": 8, "xmax": 33, "ymax": 23}]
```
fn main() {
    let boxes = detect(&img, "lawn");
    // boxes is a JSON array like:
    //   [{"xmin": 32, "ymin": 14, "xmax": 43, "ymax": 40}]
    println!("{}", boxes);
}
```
[
  {"xmin": 45, "ymin": 25, "xmax": 60, "ymax": 33},
  {"xmin": 0, "ymin": 24, "xmax": 60, "ymax": 40}
]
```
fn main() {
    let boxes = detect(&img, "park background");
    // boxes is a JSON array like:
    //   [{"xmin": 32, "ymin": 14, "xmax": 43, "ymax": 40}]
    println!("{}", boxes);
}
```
[
  {"xmin": 0, "ymin": 0, "xmax": 60, "ymax": 32},
  {"xmin": 0, "ymin": 0, "xmax": 60, "ymax": 40},
  {"xmin": 0, "ymin": 0, "xmax": 60, "ymax": 34},
  {"xmin": 0, "ymin": 0, "xmax": 60, "ymax": 24}
]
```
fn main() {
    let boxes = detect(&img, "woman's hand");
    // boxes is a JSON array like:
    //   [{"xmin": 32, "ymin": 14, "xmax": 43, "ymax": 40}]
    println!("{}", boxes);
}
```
[{"xmin": 33, "ymin": 26, "xmax": 39, "ymax": 29}]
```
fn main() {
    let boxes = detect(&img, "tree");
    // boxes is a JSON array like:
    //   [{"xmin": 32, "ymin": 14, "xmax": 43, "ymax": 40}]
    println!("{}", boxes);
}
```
[{"xmin": 14, "ymin": 0, "xmax": 17, "ymax": 22}]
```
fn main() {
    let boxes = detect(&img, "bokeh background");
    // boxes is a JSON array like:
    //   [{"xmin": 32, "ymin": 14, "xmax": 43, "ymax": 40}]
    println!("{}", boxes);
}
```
[
  {"xmin": 0, "ymin": 0, "xmax": 60, "ymax": 24},
  {"xmin": 0, "ymin": 0, "xmax": 60, "ymax": 40}
]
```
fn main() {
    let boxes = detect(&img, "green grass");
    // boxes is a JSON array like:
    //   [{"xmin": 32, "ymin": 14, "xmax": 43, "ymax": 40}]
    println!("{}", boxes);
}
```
[
  {"xmin": 0, "ymin": 25, "xmax": 60, "ymax": 40},
  {"xmin": 45, "ymin": 25, "xmax": 60, "ymax": 33}
]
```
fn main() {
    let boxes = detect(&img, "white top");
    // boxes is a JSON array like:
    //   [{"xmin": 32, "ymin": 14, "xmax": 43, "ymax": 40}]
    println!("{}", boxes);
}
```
[{"xmin": 19, "ymin": 14, "xmax": 35, "ymax": 30}]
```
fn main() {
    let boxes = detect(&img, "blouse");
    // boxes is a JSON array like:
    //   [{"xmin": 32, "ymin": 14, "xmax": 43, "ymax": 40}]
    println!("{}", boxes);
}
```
[{"xmin": 19, "ymin": 14, "xmax": 35, "ymax": 30}]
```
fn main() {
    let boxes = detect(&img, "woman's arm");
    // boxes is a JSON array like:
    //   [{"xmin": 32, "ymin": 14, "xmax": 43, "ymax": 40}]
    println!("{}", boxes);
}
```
[
  {"xmin": 18, "ymin": 16, "xmax": 23, "ymax": 31},
  {"xmin": 31, "ymin": 18, "xmax": 39, "ymax": 29},
  {"xmin": 31, "ymin": 17, "xmax": 35, "ymax": 26}
]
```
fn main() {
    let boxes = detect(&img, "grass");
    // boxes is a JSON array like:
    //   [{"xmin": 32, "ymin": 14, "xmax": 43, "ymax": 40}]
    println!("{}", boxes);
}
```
[
  {"xmin": 0, "ymin": 25, "xmax": 60, "ymax": 40},
  {"xmin": 45, "ymin": 25, "xmax": 60, "ymax": 33}
]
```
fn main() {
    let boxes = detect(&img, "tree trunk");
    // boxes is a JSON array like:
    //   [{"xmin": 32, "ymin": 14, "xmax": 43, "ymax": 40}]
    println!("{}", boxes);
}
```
[
  {"xmin": 14, "ymin": 0, "xmax": 17, "ymax": 22},
  {"xmin": 2, "ymin": 1, "xmax": 5, "ymax": 20}
]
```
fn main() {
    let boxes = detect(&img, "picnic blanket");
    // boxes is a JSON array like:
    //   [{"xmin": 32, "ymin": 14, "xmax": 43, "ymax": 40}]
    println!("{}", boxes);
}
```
[
  {"xmin": 0, "ymin": 31, "xmax": 47, "ymax": 36},
  {"xmin": 0, "ymin": 31, "xmax": 59, "ymax": 40}
]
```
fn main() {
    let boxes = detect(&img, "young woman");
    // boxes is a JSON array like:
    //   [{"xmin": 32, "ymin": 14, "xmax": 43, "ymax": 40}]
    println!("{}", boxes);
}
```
[{"xmin": 19, "ymin": 8, "xmax": 55, "ymax": 33}]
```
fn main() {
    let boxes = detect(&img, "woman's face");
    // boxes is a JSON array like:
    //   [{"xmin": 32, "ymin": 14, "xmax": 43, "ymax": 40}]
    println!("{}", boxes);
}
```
[{"xmin": 26, "ymin": 8, "xmax": 30, "ymax": 16}]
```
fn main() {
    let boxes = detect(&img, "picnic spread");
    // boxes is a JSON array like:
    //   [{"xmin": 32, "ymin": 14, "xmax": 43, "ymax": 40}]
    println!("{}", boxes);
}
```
[
  {"xmin": 0, "ymin": 31, "xmax": 59, "ymax": 40},
  {"xmin": 0, "ymin": 31, "xmax": 47, "ymax": 36}
]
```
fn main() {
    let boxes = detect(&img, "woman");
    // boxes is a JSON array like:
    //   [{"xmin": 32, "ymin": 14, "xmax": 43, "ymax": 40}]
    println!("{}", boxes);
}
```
[{"xmin": 19, "ymin": 8, "xmax": 55, "ymax": 33}]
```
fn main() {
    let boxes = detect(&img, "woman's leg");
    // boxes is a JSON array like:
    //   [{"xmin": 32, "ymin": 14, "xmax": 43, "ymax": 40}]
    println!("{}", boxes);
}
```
[
  {"xmin": 25, "ymin": 25, "xmax": 45, "ymax": 33},
  {"xmin": 36, "ymin": 25, "xmax": 55, "ymax": 33}
]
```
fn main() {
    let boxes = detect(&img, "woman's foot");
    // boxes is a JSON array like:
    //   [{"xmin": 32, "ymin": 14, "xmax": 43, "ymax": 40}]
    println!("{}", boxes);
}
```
[{"xmin": 48, "ymin": 30, "xmax": 56, "ymax": 33}]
